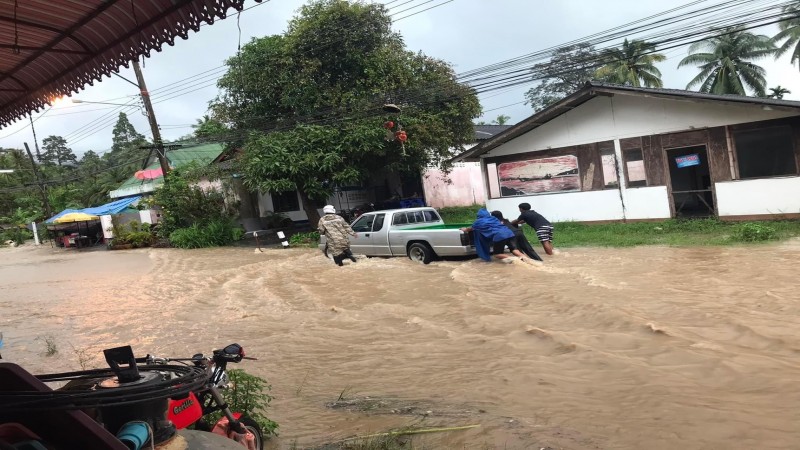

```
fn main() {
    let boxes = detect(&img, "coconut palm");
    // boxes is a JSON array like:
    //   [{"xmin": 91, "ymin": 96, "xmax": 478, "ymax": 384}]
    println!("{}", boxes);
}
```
[
  {"xmin": 773, "ymin": 2, "xmax": 800, "ymax": 70},
  {"xmin": 768, "ymin": 85, "xmax": 791, "ymax": 99},
  {"xmin": 595, "ymin": 39, "xmax": 666, "ymax": 87},
  {"xmin": 678, "ymin": 26, "xmax": 776, "ymax": 96}
]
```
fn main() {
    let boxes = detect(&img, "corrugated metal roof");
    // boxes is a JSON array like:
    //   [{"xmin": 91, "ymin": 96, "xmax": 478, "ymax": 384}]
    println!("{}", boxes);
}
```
[
  {"xmin": 474, "ymin": 124, "xmax": 512, "ymax": 141},
  {"xmin": 0, "ymin": 0, "xmax": 261, "ymax": 129},
  {"xmin": 109, "ymin": 143, "xmax": 224, "ymax": 198},
  {"xmin": 454, "ymin": 82, "xmax": 800, "ymax": 162}
]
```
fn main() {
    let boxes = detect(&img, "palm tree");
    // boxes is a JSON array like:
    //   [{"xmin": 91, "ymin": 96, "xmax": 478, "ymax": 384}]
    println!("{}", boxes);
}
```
[
  {"xmin": 492, "ymin": 114, "xmax": 511, "ymax": 125},
  {"xmin": 768, "ymin": 85, "xmax": 791, "ymax": 99},
  {"xmin": 678, "ymin": 26, "xmax": 776, "ymax": 96},
  {"xmin": 595, "ymin": 39, "xmax": 666, "ymax": 87},
  {"xmin": 773, "ymin": 2, "xmax": 800, "ymax": 70}
]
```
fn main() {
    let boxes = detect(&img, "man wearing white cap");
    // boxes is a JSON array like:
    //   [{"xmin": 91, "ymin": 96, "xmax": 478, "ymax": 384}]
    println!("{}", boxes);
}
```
[{"xmin": 318, "ymin": 205, "xmax": 357, "ymax": 266}]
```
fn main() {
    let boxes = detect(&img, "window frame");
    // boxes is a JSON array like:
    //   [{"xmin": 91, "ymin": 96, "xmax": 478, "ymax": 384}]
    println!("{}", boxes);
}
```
[
  {"xmin": 622, "ymin": 147, "xmax": 648, "ymax": 188},
  {"xmin": 732, "ymin": 125, "xmax": 799, "ymax": 180},
  {"xmin": 392, "ymin": 212, "xmax": 408, "ymax": 226},
  {"xmin": 272, "ymin": 190, "xmax": 300, "ymax": 213},
  {"xmin": 423, "ymin": 210, "xmax": 441, "ymax": 222},
  {"xmin": 372, "ymin": 213, "xmax": 386, "ymax": 232},
  {"xmin": 599, "ymin": 146, "xmax": 620, "ymax": 189},
  {"xmin": 351, "ymin": 215, "xmax": 375, "ymax": 232}
]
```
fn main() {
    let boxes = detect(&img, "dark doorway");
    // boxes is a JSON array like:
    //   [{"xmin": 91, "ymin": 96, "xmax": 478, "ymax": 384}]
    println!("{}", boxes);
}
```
[{"xmin": 666, "ymin": 145, "xmax": 715, "ymax": 218}]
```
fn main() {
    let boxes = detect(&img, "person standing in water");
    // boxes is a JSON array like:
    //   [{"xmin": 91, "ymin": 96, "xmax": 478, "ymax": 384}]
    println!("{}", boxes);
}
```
[
  {"xmin": 318, "ymin": 205, "xmax": 357, "ymax": 266},
  {"xmin": 491, "ymin": 210, "xmax": 542, "ymax": 261},
  {"xmin": 512, "ymin": 202, "xmax": 554, "ymax": 256},
  {"xmin": 461, "ymin": 209, "xmax": 531, "ymax": 263}
]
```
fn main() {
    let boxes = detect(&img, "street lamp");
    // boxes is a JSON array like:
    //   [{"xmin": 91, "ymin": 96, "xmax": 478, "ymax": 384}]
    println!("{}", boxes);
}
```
[
  {"xmin": 72, "ymin": 99, "xmax": 135, "ymax": 107},
  {"xmin": 0, "ymin": 170, "xmax": 13, "ymax": 174}
]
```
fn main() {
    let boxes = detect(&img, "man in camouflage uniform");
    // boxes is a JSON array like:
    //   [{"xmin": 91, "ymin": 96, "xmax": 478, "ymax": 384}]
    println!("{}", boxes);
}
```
[{"xmin": 318, "ymin": 205, "xmax": 357, "ymax": 266}]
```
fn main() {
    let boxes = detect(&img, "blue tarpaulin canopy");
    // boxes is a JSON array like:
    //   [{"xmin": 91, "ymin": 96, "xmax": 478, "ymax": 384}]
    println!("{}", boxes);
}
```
[{"xmin": 45, "ymin": 196, "xmax": 142, "ymax": 223}]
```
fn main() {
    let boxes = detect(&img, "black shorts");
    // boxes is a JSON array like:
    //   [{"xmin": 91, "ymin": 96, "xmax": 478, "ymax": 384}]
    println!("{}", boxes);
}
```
[
  {"xmin": 536, "ymin": 225, "xmax": 554, "ymax": 243},
  {"xmin": 493, "ymin": 237, "xmax": 517, "ymax": 255}
]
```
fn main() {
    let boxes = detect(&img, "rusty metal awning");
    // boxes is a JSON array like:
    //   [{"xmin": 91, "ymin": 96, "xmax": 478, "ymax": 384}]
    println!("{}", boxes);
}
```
[{"xmin": 0, "ymin": 0, "xmax": 261, "ymax": 129}]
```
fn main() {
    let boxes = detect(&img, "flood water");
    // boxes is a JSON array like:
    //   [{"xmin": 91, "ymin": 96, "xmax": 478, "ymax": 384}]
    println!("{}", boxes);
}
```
[{"xmin": 2, "ymin": 242, "xmax": 800, "ymax": 449}]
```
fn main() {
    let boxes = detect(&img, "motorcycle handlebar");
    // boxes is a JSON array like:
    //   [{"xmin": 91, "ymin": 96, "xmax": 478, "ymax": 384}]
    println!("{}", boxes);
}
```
[{"xmin": 132, "ymin": 345, "xmax": 254, "ymax": 365}]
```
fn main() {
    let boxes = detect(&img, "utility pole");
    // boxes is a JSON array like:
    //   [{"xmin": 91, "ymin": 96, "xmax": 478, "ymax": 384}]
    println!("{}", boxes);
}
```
[
  {"xmin": 29, "ymin": 115, "xmax": 42, "ymax": 161},
  {"xmin": 23, "ymin": 142, "xmax": 52, "ymax": 218},
  {"xmin": 131, "ymin": 60, "xmax": 171, "ymax": 178}
]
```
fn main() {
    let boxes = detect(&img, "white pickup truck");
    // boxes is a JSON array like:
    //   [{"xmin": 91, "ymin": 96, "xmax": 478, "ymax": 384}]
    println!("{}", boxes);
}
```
[{"xmin": 319, "ymin": 207, "xmax": 475, "ymax": 264}]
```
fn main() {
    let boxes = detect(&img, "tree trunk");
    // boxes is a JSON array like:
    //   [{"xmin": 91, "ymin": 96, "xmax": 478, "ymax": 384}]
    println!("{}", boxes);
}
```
[{"xmin": 299, "ymin": 190, "xmax": 321, "ymax": 227}]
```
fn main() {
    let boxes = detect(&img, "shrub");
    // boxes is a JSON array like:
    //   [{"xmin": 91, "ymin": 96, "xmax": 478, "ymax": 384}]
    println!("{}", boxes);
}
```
[
  {"xmin": 289, "ymin": 231, "xmax": 319, "ymax": 246},
  {"xmin": 735, "ymin": 223, "xmax": 777, "ymax": 242},
  {"xmin": 169, "ymin": 218, "xmax": 244, "ymax": 249},
  {"xmin": 111, "ymin": 219, "xmax": 156, "ymax": 248},
  {"xmin": 0, "ymin": 227, "xmax": 32, "ymax": 245},
  {"xmin": 153, "ymin": 170, "xmax": 231, "ymax": 238},
  {"xmin": 125, "ymin": 231, "xmax": 155, "ymax": 248},
  {"xmin": 206, "ymin": 369, "xmax": 278, "ymax": 437}
]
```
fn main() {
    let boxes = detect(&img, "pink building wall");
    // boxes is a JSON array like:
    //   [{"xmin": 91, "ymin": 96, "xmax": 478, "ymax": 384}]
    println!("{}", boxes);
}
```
[{"xmin": 423, "ymin": 162, "xmax": 486, "ymax": 208}]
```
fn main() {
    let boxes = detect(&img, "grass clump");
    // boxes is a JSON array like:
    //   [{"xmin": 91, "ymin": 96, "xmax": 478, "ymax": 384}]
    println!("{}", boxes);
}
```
[
  {"xmin": 734, "ymin": 222, "xmax": 778, "ymax": 242},
  {"xmin": 437, "ymin": 205, "xmax": 482, "ymax": 224},
  {"xmin": 169, "ymin": 218, "xmax": 244, "ymax": 249},
  {"xmin": 37, "ymin": 334, "xmax": 58, "ymax": 356},
  {"xmin": 289, "ymin": 231, "xmax": 320, "ymax": 247}
]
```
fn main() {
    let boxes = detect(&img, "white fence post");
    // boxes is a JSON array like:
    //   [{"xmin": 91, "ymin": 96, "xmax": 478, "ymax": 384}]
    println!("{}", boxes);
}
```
[{"xmin": 32, "ymin": 221, "xmax": 40, "ymax": 245}]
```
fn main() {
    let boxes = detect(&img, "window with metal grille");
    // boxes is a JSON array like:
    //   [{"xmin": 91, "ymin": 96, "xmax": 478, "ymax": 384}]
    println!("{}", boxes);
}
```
[
  {"xmin": 272, "ymin": 191, "xmax": 299, "ymax": 213},
  {"xmin": 734, "ymin": 127, "xmax": 798, "ymax": 179}
]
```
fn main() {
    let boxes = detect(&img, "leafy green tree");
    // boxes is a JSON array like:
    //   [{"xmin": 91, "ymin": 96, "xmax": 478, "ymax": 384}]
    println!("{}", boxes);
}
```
[
  {"xmin": 108, "ymin": 112, "xmax": 148, "ymax": 169},
  {"xmin": 192, "ymin": 115, "xmax": 229, "ymax": 142},
  {"xmin": 216, "ymin": 0, "xmax": 479, "ymax": 224},
  {"xmin": 78, "ymin": 150, "xmax": 103, "ymax": 177},
  {"xmin": 595, "ymin": 39, "xmax": 665, "ymax": 87},
  {"xmin": 773, "ymin": 2, "xmax": 800, "ymax": 70},
  {"xmin": 679, "ymin": 26, "xmax": 776, "ymax": 96},
  {"xmin": 767, "ymin": 85, "xmax": 792, "ymax": 99},
  {"xmin": 525, "ymin": 43, "xmax": 600, "ymax": 112},
  {"xmin": 41, "ymin": 135, "xmax": 77, "ymax": 167}
]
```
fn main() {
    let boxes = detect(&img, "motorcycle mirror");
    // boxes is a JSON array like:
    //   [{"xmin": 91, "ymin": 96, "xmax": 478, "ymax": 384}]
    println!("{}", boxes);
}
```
[{"xmin": 223, "ymin": 343, "xmax": 242, "ymax": 356}]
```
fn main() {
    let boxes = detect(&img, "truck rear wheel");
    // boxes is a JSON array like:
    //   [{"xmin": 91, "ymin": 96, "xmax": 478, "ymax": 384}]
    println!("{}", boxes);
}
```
[{"xmin": 408, "ymin": 242, "xmax": 435, "ymax": 264}]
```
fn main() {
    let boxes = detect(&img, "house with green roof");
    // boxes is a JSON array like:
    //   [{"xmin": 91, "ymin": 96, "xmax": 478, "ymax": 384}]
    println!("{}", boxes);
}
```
[{"xmin": 109, "ymin": 143, "xmax": 225, "ymax": 199}]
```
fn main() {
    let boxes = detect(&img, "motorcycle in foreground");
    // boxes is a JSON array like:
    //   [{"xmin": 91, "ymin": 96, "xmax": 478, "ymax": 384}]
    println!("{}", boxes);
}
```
[
  {"xmin": 144, "ymin": 343, "xmax": 263, "ymax": 450},
  {"xmin": 0, "ymin": 343, "xmax": 263, "ymax": 450}
]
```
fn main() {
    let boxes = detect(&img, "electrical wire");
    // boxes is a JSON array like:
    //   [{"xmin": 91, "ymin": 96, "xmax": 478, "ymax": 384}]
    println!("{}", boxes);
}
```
[{"xmin": 4, "ymin": 0, "xmax": 797, "ymax": 192}]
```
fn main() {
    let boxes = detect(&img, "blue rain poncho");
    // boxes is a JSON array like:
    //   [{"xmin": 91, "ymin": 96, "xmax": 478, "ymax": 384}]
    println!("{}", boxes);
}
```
[{"xmin": 471, "ymin": 208, "xmax": 515, "ymax": 261}]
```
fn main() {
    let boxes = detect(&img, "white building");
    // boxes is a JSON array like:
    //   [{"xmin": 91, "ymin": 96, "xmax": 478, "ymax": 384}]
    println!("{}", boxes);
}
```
[{"xmin": 455, "ymin": 82, "xmax": 800, "ymax": 222}]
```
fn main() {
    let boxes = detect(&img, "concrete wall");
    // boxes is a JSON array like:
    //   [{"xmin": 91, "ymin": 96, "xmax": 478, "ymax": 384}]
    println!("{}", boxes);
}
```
[
  {"xmin": 623, "ymin": 186, "xmax": 672, "ymax": 220},
  {"xmin": 486, "ymin": 95, "xmax": 798, "ymax": 158},
  {"xmin": 487, "ymin": 190, "xmax": 625, "ymax": 223},
  {"xmin": 256, "ymin": 191, "xmax": 330, "ymax": 222},
  {"xmin": 423, "ymin": 163, "xmax": 485, "ymax": 208},
  {"xmin": 715, "ymin": 177, "xmax": 800, "ymax": 217}
]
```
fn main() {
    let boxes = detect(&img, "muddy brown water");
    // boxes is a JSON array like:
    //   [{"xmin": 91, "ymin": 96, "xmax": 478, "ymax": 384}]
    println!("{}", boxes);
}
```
[{"xmin": 2, "ymin": 242, "xmax": 800, "ymax": 449}]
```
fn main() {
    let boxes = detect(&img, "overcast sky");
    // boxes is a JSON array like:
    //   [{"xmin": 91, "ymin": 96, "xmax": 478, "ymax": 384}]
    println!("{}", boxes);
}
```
[{"xmin": 1, "ymin": 0, "xmax": 798, "ymax": 157}]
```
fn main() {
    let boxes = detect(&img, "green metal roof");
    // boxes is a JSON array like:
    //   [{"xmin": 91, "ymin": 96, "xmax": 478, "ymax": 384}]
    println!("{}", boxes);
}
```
[{"xmin": 109, "ymin": 143, "xmax": 224, "ymax": 199}]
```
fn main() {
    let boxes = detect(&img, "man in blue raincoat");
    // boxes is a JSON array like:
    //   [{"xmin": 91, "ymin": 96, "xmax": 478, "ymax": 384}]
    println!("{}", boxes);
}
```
[{"xmin": 461, "ymin": 209, "xmax": 532, "ymax": 262}]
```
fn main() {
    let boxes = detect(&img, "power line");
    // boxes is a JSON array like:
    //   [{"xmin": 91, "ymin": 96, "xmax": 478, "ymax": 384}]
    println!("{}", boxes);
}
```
[{"xmin": 8, "ymin": 0, "xmax": 796, "ymax": 175}]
